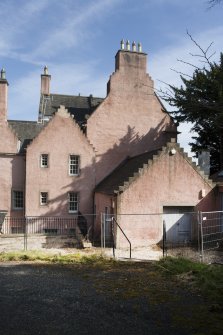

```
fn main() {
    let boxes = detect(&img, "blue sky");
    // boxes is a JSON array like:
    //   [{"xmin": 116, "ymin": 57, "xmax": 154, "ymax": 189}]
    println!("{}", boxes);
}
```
[{"xmin": 0, "ymin": 0, "xmax": 222, "ymax": 155}]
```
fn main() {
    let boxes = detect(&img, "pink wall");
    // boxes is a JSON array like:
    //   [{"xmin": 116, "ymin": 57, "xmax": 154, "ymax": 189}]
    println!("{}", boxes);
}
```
[
  {"xmin": 0, "ymin": 122, "xmax": 18, "ymax": 153},
  {"xmin": 87, "ymin": 50, "xmax": 177, "ymax": 183},
  {"xmin": 95, "ymin": 143, "xmax": 215, "ymax": 248},
  {"xmin": 26, "ymin": 106, "xmax": 95, "ymax": 218},
  {"xmin": 0, "ymin": 155, "xmax": 25, "ymax": 217}
]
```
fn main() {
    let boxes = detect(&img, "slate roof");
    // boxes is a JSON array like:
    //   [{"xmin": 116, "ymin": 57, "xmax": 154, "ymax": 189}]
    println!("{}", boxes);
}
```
[
  {"xmin": 95, "ymin": 149, "xmax": 161, "ymax": 195},
  {"xmin": 96, "ymin": 143, "xmax": 216, "ymax": 195},
  {"xmin": 39, "ymin": 94, "xmax": 104, "ymax": 127},
  {"xmin": 8, "ymin": 120, "xmax": 44, "ymax": 152}
]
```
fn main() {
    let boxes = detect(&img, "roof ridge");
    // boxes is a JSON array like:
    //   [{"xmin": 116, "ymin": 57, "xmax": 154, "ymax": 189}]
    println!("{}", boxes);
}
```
[
  {"xmin": 49, "ymin": 93, "xmax": 104, "ymax": 100},
  {"xmin": 8, "ymin": 120, "xmax": 38, "ymax": 124}
]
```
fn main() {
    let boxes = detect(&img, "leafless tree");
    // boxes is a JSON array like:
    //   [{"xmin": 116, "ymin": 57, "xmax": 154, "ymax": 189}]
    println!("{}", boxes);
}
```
[{"xmin": 207, "ymin": 0, "xmax": 223, "ymax": 8}]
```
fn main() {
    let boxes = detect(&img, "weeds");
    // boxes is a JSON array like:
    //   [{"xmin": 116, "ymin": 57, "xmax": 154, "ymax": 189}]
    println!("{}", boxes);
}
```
[
  {"xmin": 0, "ymin": 250, "xmax": 114, "ymax": 266},
  {"xmin": 157, "ymin": 257, "xmax": 223, "ymax": 307}
]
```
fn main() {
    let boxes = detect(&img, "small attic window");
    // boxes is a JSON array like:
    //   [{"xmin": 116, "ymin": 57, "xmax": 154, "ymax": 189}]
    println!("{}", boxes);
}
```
[{"xmin": 40, "ymin": 154, "xmax": 49, "ymax": 168}]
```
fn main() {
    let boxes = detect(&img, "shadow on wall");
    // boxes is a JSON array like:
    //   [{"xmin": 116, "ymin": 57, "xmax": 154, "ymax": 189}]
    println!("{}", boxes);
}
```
[
  {"xmin": 27, "ymin": 117, "xmax": 175, "ymax": 245},
  {"xmin": 95, "ymin": 117, "xmax": 176, "ymax": 183},
  {"xmin": 1, "ymin": 155, "xmax": 26, "ymax": 218},
  {"xmin": 34, "ymin": 117, "xmax": 172, "ymax": 214}
]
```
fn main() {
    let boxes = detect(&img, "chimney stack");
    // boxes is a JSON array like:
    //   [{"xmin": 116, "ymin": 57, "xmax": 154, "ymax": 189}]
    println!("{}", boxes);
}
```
[
  {"xmin": 198, "ymin": 151, "xmax": 210, "ymax": 176},
  {"xmin": 115, "ymin": 40, "xmax": 147, "ymax": 74},
  {"xmin": 41, "ymin": 66, "xmax": 51, "ymax": 95},
  {"xmin": 0, "ymin": 68, "xmax": 9, "ymax": 122}
]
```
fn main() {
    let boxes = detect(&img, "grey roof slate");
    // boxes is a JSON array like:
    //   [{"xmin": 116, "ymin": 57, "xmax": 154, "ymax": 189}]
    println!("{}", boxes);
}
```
[
  {"xmin": 8, "ymin": 120, "xmax": 44, "ymax": 152},
  {"xmin": 95, "ymin": 149, "xmax": 161, "ymax": 195},
  {"xmin": 39, "ymin": 94, "xmax": 104, "ymax": 126}
]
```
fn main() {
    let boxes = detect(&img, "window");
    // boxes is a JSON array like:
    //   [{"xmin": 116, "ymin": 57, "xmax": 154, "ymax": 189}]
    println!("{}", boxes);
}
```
[
  {"xmin": 13, "ymin": 191, "xmax": 24, "ymax": 209},
  {"xmin": 69, "ymin": 155, "xmax": 80, "ymax": 175},
  {"xmin": 68, "ymin": 192, "xmax": 78, "ymax": 213},
  {"xmin": 40, "ymin": 192, "xmax": 48, "ymax": 206},
  {"xmin": 40, "ymin": 154, "xmax": 48, "ymax": 168}
]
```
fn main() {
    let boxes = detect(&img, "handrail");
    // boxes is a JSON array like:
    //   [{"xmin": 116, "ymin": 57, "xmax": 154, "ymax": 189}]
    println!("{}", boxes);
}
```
[{"xmin": 111, "ymin": 216, "xmax": 131, "ymax": 259}]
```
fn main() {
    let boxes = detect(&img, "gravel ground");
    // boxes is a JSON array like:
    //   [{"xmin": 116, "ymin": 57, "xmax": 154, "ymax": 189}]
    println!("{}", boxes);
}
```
[{"xmin": 0, "ymin": 261, "xmax": 222, "ymax": 335}]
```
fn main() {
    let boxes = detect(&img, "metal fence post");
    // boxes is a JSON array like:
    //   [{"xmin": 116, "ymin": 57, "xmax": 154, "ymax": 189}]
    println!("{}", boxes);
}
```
[
  {"xmin": 200, "ymin": 212, "xmax": 204, "ymax": 262},
  {"xmin": 100, "ymin": 212, "xmax": 104, "ymax": 250},
  {"xmin": 24, "ymin": 217, "xmax": 27, "ymax": 251},
  {"xmin": 111, "ymin": 216, "xmax": 115, "ymax": 258},
  {"xmin": 163, "ymin": 220, "xmax": 167, "ymax": 258},
  {"xmin": 198, "ymin": 211, "xmax": 204, "ymax": 263}
]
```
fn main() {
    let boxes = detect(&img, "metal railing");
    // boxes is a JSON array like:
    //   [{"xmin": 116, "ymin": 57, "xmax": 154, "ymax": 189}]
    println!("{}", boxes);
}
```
[
  {"xmin": 0, "ymin": 215, "xmax": 94, "ymax": 251},
  {"xmin": 1, "ymin": 217, "xmax": 79, "ymax": 236},
  {"xmin": 111, "ymin": 217, "xmax": 132, "ymax": 259}
]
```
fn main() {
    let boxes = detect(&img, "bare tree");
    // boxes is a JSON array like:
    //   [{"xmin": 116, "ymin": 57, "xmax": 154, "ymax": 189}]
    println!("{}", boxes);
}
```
[
  {"xmin": 207, "ymin": 0, "xmax": 223, "ymax": 8},
  {"xmin": 159, "ymin": 32, "xmax": 223, "ymax": 173}
]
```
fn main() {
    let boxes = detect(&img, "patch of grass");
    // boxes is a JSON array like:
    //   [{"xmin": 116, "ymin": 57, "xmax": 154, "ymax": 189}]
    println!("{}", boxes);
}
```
[
  {"xmin": 157, "ymin": 256, "xmax": 206, "ymax": 274},
  {"xmin": 0, "ymin": 250, "xmax": 116, "ymax": 267},
  {"xmin": 157, "ymin": 257, "xmax": 223, "ymax": 307}
]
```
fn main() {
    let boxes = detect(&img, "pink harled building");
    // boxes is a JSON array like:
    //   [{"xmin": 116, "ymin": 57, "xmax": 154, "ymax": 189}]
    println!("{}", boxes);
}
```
[{"xmin": 0, "ymin": 41, "xmax": 220, "ymax": 247}]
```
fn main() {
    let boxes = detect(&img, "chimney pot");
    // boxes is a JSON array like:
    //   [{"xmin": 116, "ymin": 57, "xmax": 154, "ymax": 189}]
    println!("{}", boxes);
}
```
[
  {"xmin": 120, "ymin": 39, "xmax": 125, "ymax": 50},
  {"xmin": 1, "ymin": 68, "xmax": 6, "ymax": 80},
  {"xmin": 44, "ymin": 66, "xmax": 49, "ymax": 75},
  {"xmin": 138, "ymin": 42, "xmax": 142, "ymax": 52},
  {"xmin": 132, "ymin": 41, "xmax": 136, "ymax": 52},
  {"xmin": 126, "ymin": 40, "xmax": 130, "ymax": 51}
]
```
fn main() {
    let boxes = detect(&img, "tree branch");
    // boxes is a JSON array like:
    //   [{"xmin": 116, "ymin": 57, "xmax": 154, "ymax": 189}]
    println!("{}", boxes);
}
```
[
  {"xmin": 186, "ymin": 30, "xmax": 214, "ymax": 66},
  {"xmin": 170, "ymin": 68, "xmax": 193, "ymax": 78},
  {"xmin": 207, "ymin": 0, "xmax": 223, "ymax": 9},
  {"xmin": 176, "ymin": 59, "xmax": 200, "ymax": 70}
]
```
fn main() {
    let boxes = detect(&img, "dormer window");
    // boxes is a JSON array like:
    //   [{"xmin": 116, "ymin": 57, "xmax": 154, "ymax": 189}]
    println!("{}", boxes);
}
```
[{"xmin": 40, "ymin": 154, "xmax": 49, "ymax": 168}]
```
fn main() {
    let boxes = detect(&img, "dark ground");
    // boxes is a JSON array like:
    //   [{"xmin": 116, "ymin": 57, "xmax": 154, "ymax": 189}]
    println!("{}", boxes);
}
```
[{"xmin": 0, "ymin": 261, "xmax": 222, "ymax": 335}]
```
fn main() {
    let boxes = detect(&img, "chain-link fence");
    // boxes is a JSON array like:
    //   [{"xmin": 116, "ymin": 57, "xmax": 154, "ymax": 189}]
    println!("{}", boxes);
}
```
[
  {"xmin": 2, "ymin": 211, "xmax": 223, "ymax": 262},
  {"xmin": 100, "ymin": 211, "xmax": 223, "ymax": 263},
  {"xmin": 100, "ymin": 212, "xmax": 200, "ymax": 260},
  {"xmin": 199, "ymin": 211, "xmax": 223, "ymax": 263}
]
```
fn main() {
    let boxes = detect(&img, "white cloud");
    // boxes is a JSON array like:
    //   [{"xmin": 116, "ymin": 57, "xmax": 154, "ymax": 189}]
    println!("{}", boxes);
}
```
[
  {"xmin": 28, "ymin": 0, "xmax": 121, "ymax": 61},
  {"xmin": 0, "ymin": 0, "xmax": 50, "ymax": 56},
  {"xmin": 0, "ymin": 0, "xmax": 121, "ymax": 65}
]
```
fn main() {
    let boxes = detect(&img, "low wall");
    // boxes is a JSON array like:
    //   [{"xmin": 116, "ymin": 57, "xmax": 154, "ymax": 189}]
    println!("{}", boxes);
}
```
[{"xmin": 0, "ymin": 235, "xmax": 82, "ymax": 251}]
